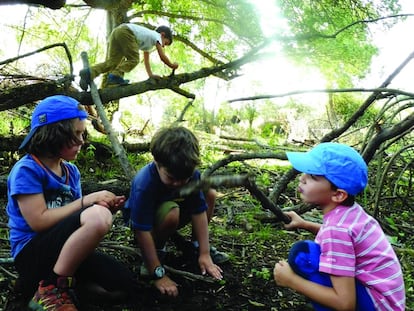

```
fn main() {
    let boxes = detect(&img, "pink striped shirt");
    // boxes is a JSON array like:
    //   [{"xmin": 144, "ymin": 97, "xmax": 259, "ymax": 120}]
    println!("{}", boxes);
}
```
[{"xmin": 315, "ymin": 203, "xmax": 405, "ymax": 310}]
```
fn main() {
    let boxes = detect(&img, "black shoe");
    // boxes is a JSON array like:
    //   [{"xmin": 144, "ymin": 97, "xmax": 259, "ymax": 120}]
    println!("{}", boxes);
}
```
[{"xmin": 79, "ymin": 68, "xmax": 91, "ymax": 91}]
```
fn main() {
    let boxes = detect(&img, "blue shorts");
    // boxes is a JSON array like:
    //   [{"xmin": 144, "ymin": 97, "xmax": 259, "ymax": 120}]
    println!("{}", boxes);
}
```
[{"xmin": 288, "ymin": 240, "xmax": 375, "ymax": 311}]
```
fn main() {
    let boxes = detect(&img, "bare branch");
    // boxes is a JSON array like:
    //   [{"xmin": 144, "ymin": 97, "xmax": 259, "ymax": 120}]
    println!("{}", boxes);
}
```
[
  {"xmin": 0, "ymin": 43, "xmax": 74, "ymax": 76},
  {"xmin": 228, "ymin": 88, "xmax": 414, "ymax": 103}
]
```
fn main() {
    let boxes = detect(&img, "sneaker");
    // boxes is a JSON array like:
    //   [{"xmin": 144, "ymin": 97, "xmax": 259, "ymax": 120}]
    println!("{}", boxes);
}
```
[
  {"xmin": 28, "ymin": 277, "xmax": 78, "ymax": 311},
  {"xmin": 107, "ymin": 73, "xmax": 129, "ymax": 86},
  {"xmin": 79, "ymin": 68, "xmax": 91, "ymax": 91},
  {"xmin": 209, "ymin": 246, "xmax": 229, "ymax": 264}
]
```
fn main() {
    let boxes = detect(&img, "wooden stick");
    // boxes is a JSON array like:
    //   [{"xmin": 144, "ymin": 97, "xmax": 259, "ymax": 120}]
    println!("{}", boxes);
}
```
[
  {"xmin": 80, "ymin": 52, "xmax": 135, "ymax": 180},
  {"xmin": 178, "ymin": 175, "xmax": 291, "ymax": 223}
]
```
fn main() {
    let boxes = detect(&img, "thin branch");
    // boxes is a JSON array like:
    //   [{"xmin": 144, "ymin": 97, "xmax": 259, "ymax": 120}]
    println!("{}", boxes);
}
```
[
  {"xmin": 168, "ymin": 86, "xmax": 196, "ymax": 99},
  {"xmin": 176, "ymin": 100, "xmax": 194, "ymax": 123},
  {"xmin": 228, "ymin": 88, "xmax": 414, "ymax": 103},
  {"xmin": 272, "ymin": 14, "xmax": 414, "ymax": 41},
  {"xmin": 315, "ymin": 14, "xmax": 414, "ymax": 39},
  {"xmin": 0, "ymin": 43, "xmax": 74, "ymax": 76}
]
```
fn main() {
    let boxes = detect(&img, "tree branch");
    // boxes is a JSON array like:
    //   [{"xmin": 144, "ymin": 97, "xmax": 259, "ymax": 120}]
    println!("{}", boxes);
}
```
[{"xmin": 228, "ymin": 88, "xmax": 414, "ymax": 103}]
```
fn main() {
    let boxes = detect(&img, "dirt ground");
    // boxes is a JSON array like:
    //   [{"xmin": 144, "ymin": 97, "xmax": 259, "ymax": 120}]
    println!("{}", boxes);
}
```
[{"xmin": 0, "ymin": 196, "xmax": 314, "ymax": 311}]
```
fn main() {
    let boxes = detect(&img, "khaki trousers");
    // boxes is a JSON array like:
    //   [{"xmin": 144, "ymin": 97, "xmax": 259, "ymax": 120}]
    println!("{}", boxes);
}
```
[{"xmin": 90, "ymin": 24, "xmax": 140, "ymax": 78}]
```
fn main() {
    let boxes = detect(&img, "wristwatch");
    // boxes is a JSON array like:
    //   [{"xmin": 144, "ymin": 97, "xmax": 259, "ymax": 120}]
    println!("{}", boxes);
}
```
[{"xmin": 153, "ymin": 265, "xmax": 166, "ymax": 279}]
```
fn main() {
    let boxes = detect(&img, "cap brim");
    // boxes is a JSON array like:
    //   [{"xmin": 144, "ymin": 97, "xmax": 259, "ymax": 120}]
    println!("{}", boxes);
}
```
[
  {"xmin": 19, "ymin": 127, "xmax": 38, "ymax": 150},
  {"xmin": 286, "ymin": 151, "xmax": 325, "ymax": 175}
]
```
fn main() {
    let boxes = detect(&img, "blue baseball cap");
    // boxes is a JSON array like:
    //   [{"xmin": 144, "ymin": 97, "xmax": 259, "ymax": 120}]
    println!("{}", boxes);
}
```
[
  {"xmin": 286, "ymin": 142, "xmax": 368, "ymax": 195},
  {"xmin": 19, "ymin": 95, "xmax": 88, "ymax": 149}
]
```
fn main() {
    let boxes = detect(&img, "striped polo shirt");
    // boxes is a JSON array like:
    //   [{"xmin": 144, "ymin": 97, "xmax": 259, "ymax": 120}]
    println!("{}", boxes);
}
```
[{"xmin": 315, "ymin": 203, "xmax": 405, "ymax": 310}]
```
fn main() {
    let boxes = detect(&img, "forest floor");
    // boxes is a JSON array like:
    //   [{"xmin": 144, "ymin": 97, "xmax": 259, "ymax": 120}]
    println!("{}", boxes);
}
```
[
  {"xmin": 1, "ymin": 191, "xmax": 413, "ymax": 311},
  {"xmin": 0, "ymin": 133, "xmax": 413, "ymax": 310},
  {"xmin": 0, "ymin": 190, "xmax": 317, "ymax": 311}
]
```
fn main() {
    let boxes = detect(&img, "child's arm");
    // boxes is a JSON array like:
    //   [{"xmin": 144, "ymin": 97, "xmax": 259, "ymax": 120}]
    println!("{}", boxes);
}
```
[
  {"xmin": 18, "ymin": 190, "xmax": 121, "ymax": 232},
  {"xmin": 274, "ymin": 261, "xmax": 357, "ymax": 310},
  {"xmin": 192, "ymin": 212, "xmax": 223, "ymax": 280},
  {"xmin": 143, "ymin": 43, "xmax": 178, "ymax": 78},
  {"xmin": 18, "ymin": 193, "xmax": 83, "ymax": 232},
  {"xmin": 284, "ymin": 211, "xmax": 321, "ymax": 234},
  {"xmin": 134, "ymin": 229, "xmax": 179, "ymax": 297},
  {"xmin": 155, "ymin": 42, "xmax": 178, "ymax": 69}
]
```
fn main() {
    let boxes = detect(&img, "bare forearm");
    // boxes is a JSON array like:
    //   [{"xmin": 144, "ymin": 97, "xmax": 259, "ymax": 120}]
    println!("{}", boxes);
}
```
[
  {"xmin": 135, "ymin": 230, "xmax": 160, "ymax": 271},
  {"xmin": 289, "ymin": 275, "xmax": 354, "ymax": 311},
  {"xmin": 159, "ymin": 53, "xmax": 175, "ymax": 68},
  {"xmin": 301, "ymin": 220, "xmax": 321, "ymax": 234},
  {"xmin": 192, "ymin": 213, "xmax": 210, "ymax": 254}
]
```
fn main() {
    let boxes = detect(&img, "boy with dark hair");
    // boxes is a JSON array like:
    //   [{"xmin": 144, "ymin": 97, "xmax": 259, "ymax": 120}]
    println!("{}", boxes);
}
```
[
  {"xmin": 124, "ymin": 126, "xmax": 228, "ymax": 297},
  {"xmin": 273, "ymin": 142, "xmax": 405, "ymax": 310},
  {"xmin": 79, "ymin": 24, "xmax": 178, "ymax": 89},
  {"xmin": 7, "ymin": 95, "xmax": 139, "ymax": 310}
]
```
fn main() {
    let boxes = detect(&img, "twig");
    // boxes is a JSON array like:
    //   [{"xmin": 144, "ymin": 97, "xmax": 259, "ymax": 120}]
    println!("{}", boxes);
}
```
[
  {"xmin": 0, "ymin": 265, "xmax": 18, "ymax": 279},
  {"xmin": 164, "ymin": 265, "xmax": 218, "ymax": 284},
  {"xmin": 99, "ymin": 242, "xmax": 220, "ymax": 284},
  {"xmin": 80, "ymin": 52, "xmax": 135, "ymax": 180},
  {"xmin": 0, "ymin": 258, "xmax": 14, "ymax": 264}
]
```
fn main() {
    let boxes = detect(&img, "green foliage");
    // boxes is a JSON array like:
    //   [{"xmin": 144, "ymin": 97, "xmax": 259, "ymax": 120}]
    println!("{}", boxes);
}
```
[
  {"xmin": 276, "ymin": 0, "xmax": 401, "ymax": 86},
  {"xmin": 0, "ymin": 110, "xmax": 29, "ymax": 136},
  {"xmin": 135, "ymin": 0, "xmax": 263, "ymax": 67},
  {"xmin": 2, "ymin": 0, "xmax": 405, "ymax": 118},
  {"xmin": 330, "ymin": 93, "xmax": 379, "ymax": 126},
  {"xmin": 251, "ymin": 267, "xmax": 272, "ymax": 281},
  {"xmin": 75, "ymin": 143, "xmax": 116, "ymax": 180},
  {"xmin": 0, "ymin": 228, "xmax": 9, "ymax": 240}
]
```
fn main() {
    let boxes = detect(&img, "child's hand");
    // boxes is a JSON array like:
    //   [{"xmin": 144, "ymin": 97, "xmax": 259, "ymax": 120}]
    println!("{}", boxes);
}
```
[
  {"xmin": 154, "ymin": 275, "xmax": 179, "ymax": 297},
  {"xmin": 198, "ymin": 253, "xmax": 223, "ymax": 280},
  {"xmin": 149, "ymin": 74, "xmax": 162, "ymax": 80},
  {"xmin": 106, "ymin": 195, "xmax": 126, "ymax": 213},
  {"xmin": 85, "ymin": 191, "xmax": 125, "ymax": 212},
  {"xmin": 273, "ymin": 260, "xmax": 295, "ymax": 287},
  {"xmin": 283, "ymin": 211, "xmax": 304, "ymax": 230}
]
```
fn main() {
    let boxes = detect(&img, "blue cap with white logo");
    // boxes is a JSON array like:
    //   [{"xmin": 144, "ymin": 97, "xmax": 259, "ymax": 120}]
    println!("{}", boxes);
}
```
[{"xmin": 19, "ymin": 95, "xmax": 88, "ymax": 149}]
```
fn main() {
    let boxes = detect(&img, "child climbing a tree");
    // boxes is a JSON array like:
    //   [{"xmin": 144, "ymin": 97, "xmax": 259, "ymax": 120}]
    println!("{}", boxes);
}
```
[{"xmin": 79, "ymin": 24, "xmax": 179, "ymax": 90}]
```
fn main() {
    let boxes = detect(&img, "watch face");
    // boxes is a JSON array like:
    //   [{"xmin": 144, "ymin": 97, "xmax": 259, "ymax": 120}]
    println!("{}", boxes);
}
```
[{"xmin": 154, "ymin": 266, "xmax": 165, "ymax": 279}]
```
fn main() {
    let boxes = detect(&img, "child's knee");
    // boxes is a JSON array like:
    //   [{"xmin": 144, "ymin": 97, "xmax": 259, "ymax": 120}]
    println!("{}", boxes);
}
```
[
  {"xmin": 205, "ymin": 188, "xmax": 217, "ymax": 205},
  {"xmin": 163, "ymin": 207, "xmax": 180, "ymax": 227},
  {"xmin": 81, "ymin": 205, "xmax": 113, "ymax": 233}
]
